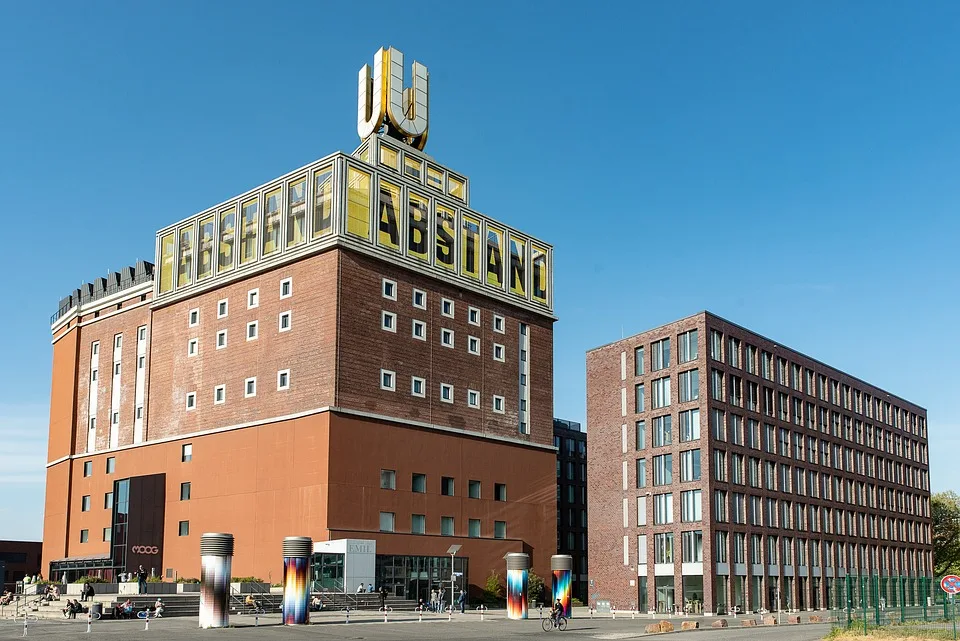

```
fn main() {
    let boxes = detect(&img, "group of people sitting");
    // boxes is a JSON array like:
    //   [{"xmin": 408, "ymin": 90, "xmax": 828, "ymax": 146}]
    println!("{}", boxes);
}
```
[
  {"xmin": 0, "ymin": 590, "xmax": 14, "ymax": 606},
  {"xmin": 116, "ymin": 598, "xmax": 164, "ymax": 619},
  {"xmin": 41, "ymin": 584, "xmax": 62, "ymax": 602},
  {"xmin": 61, "ymin": 599, "xmax": 87, "ymax": 618}
]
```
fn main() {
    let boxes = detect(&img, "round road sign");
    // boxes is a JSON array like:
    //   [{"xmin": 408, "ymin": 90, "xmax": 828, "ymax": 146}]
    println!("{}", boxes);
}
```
[{"xmin": 941, "ymin": 575, "xmax": 960, "ymax": 594}]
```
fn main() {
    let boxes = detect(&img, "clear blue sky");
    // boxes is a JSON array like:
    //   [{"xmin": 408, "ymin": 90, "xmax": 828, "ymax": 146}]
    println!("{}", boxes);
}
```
[{"xmin": 1, "ymin": 1, "xmax": 957, "ymax": 541}]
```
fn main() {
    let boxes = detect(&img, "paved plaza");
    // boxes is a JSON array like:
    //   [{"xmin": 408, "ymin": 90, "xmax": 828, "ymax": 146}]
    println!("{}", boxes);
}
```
[{"xmin": 0, "ymin": 610, "xmax": 831, "ymax": 641}]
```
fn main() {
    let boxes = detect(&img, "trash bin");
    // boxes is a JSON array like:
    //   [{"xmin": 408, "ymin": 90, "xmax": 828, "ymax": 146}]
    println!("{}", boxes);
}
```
[{"xmin": 90, "ymin": 602, "xmax": 103, "ymax": 618}]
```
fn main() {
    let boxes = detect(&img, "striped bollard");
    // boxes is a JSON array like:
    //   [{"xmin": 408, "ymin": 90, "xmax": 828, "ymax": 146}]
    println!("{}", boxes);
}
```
[
  {"xmin": 199, "ymin": 533, "xmax": 234, "ymax": 629},
  {"xmin": 282, "ymin": 537, "xmax": 313, "ymax": 625}
]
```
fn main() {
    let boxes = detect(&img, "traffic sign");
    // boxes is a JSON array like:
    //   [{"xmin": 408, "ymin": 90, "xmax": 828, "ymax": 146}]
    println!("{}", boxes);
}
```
[{"xmin": 941, "ymin": 575, "xmax": 960, "ymax": 594}]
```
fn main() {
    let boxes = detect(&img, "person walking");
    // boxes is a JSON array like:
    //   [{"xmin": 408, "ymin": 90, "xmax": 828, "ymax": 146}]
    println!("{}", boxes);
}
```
[
  {"xmin": 430, "ymin": 588, "xmax": 438, "ymax": 612},
  {"xmin": 438, "ymin": 587, "xmax": 445, "ymax": 613},
  {"xmin": 378, "ymin": 585, "xmax": 387, "ymax": 610},
  {"xmin": 136, "ymin": 566, "xmax": 147, "ymax": 594},
  {"xmin": 458, "ymin": 588, "xmax": 466, "ymax": 614}
]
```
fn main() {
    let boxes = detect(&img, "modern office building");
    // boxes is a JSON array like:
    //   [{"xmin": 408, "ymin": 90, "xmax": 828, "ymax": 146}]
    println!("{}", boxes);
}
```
[
  {"xmin": 0, "ymin": 541, "xmax": 43, "ymax": 590},
  {"xmin": 554, "ymin": 418, "xmax": 587, "ymax": 602},
  {"xmin": 586, "ymin": 312, "xmax": 931, "ymax": 615},
  {"xmin": 42, "ymin": 47, "xmax": 557, "ymax": 599}
]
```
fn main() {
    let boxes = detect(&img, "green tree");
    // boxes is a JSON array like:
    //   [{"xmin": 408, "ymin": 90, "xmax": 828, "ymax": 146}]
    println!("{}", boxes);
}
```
[
  {"xmin": 528, "ymin": 571, "xmax": 545, "ymax": 605},
  {"xmin": 484, "ymin": 571, "xmax": 504, "ymax": 604},
  {"xmin": 932, "ymin": 491, "xmax": 960, "ymax": 577}
]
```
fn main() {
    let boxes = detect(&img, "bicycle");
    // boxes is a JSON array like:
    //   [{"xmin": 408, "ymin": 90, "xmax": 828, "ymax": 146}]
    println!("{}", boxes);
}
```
[{"xmin": 542, "ymin": 613, "xmax": 567, "ymax": 631}]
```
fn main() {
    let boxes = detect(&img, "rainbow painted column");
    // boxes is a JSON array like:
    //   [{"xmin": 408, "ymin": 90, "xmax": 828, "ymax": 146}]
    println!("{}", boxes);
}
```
[
  {"xmin": 282, "ymin": 536, "xmax": 313, "ymax": 625},
  {"xmin": 551, "ymin": 554, "xmax": 573, "ymax": 618},
  {"xmin": 199, "ymin": 533, "xmax": 234, "ymax": 629},
  {"xmin": 505, "ymin": 553, "xmax": 530, "ymax": 620}
]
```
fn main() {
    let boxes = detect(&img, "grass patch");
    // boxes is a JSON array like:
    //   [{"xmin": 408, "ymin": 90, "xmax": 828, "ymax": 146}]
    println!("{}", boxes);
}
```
[{"xmin": 828, "ymin": 625, "xmax": 958, "ymax": 641}]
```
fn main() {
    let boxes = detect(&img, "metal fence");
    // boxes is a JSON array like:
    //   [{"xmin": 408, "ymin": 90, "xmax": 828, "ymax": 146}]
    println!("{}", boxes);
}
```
[{"xmin": 832, "ymin": 575, "xmax": 959, "ymax": 638}]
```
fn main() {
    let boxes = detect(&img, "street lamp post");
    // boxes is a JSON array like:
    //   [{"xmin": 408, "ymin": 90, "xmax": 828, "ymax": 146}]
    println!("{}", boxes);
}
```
[{"xmin": 448, "ymin": 545, "xmax": 461, "ymax": 613}]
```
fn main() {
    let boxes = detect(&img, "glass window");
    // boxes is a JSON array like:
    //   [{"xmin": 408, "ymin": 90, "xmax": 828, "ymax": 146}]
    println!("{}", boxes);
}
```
[
  {"xmin": 653, "ymin": 493, "xmax": 673, "ymax": 525},
  {"xmin": 682, "ymin": 530, "xmax": 703, "ymax": 562},
  {"xmin": 652, "ymin": 377, "xmax": 671, "ymax": 409},
  {"xmin": 680, "ymin": 449, "xmax": 701, "ymax": 481},
  {"xmin": 81, "ymin": 495, "xmax": 91, "ymax": 511},
  {"xmin": 653, "ymin": 415, "xmax": 672, "ymax": 447},
  {"xmin": 653, "ymin": 454, "xmax": 673, "ymax": 485},
  {"xmin": 312, "ymin": 166, "xmax": 334, "ymax": 238},
  {"xmin": 181, "ymin": 444, "xmax": 192, "ymax": 462},
  {"xmin": 679, "ymin": 409, "xmax": 700, "ymax": 441},
  {"xmin": 286, "ymin": 177, "xmax": 307, "ymax": 247},
  {"xmin": 494, "ymin": 521, "xmax": 506, "ymax": 539},
  {"xmin": 468, "ymin": 480, "xmax": 481, "ymax": 499},
  {"xmin": 404, "ymin": 155, "xmax": 423, "ymax": 180},
  {"xmin": 380, "ymin": 469, "xmax": 396, "ymax": 490},
  {"xmin": 411, "ymin": 514, "xmax": 426, "ymax": 534},
  {"xmin": 379, "ymin": 512, "xmax": 395, "ymax": 532},
  {"xmin": 104, "ymin": 492, "xmax": 113, "ymax": 510},
  {"xmin": 346, "ymin": 167, "xmax": 372, "ymax": 239},
  {"xmin": 179, "ymin": 521, "xmax": 189, "ymax": 536},
  {"xmin": 468, "ymin": 519, "xmax": 481, "ymax": 538},
  {"xmin": 412, "ymin": 473, "xmax": 426, "ymax": 493},
  {"xmin": 441, "ymin": 516, "xmax": 455, "ymax": 536},
  {"xmin": 635, "ymin": 384, "xmax": 645, "ymax": 412},
  {"xmin": 262, "ymin": 187, "xmax": 281, "ymax": 256},
  {"xmin": 106, "ymin": 457, "xmax": 115, "ymax": 474},
  {"xmin": 679, "ymin": 330, "xmax": 698, "ymax": 363},
  {"xmin": 679, "ymin": 369, "xmax": 699, "ymax": 402},
  {"xmin": 197, "ymin": 215, "xmax": 214, "ymax": 280},
  {"xmin": 80, "ymin": 529, "xmax": 89, "ymax": 543},
  {"xmin": 158, "ymin": 232, "xmax": 175, "ymax": 293},
  {"xmin": 177, "ymin": 226, "xmax": 194, "ymax": 288},
  {"xmin": 634, "ymin": 346, "xmax": 644, "ymax": 375},
  {"xmin": 441, "ymin": 477, "xmax": 454, "ymax": 496},
  {"xmin": 681, "ymin": 489, "xmax": 702, "ymax": 522},
  {"xmin": 448, "ymin": 175, "xmax": 466, "ymax": 201},
  {"xmin": 218, "ymin": 207, "xmax": 236, "ymax": 273},
  {"xmin": 651, "ymin": 338, "xmax": 670, "ymax": 371},
  {"xmin": 239, "ymin": 198, "xmax": 258, "ymax": 265},
  {"xmin": 636, "ymin": 458, "xmax": 646, "ymax": 488},
  {"xmin": 180, "ymin": 482, "xmax": 191, "ymax": 501},
  {"xmin": 654, "ymin": 532, "xmax": 674, "ymax": 563},
  {"xmin": 635, "ymin": 420, "xmax": 646, "ymax": 450},
  {"xmin": 379, "ymin": 145, "xmax": 399, "ymax": 170}
]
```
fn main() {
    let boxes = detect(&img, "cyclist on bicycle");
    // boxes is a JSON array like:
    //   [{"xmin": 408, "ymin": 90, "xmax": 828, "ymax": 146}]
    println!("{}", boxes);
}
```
[{"xmin": 551, "ymin": 597, "xmax": 564, "ymax": 621}]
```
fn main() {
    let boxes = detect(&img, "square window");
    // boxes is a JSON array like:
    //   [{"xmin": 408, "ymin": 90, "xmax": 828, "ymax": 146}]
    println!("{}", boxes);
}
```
[
  {"xmin": 469, "ymin": 519, "xmax": 481, "ymax": 538},
  {"xmin": 137, "ymin": 327, "xmax": 146, "ymax": 341},
  {"xmin": 188, "ymin": 309, "xmax": 199, "ymax": 327},
  {"xmin": 468, "ymin": 307, "xmax": 480, "ymax": 326},
  {"xmin": 92, "ymin": 342, "xmax": 99, "ymax": 356},
  {"xmin": 113, "ymin": 362, "xmax": 121, "ymax": 376},
  {"xmin": 493, "ymin": 395, "xmax": 505, "ymax": 414},
  {"xmin": 277, "ymin": 369, "xmax": 290, "ymax": 390},
  {"xmin": 247, "ymin": 289, "xmax": 259, "ymax": 309},
  {"xmin": 244, "ymin": 377, "xmax": 257, "ymax": 398},
  {"xmin": 217, "ymin": 299, "xmax": 228, "ymax": 318},
  {"xmin": 381, "ymin": 369, "xmax": 396, "ymax": 391},
  {"xmin": 413, "ymin": 289, "xmax": 426, "ymax": 309},
  {"xmin": 380, "ymin": 469, "xmax": 396, "ymax": 490},
  {"xmin": 135, "ymin": 406, "xmax": 143, "ymax": 419},
  {"xmin": 111, "ymin": 411, "xmax": 119, "ymax": 425},
  {"xmin": 91, "ymin": 369, "xmax": 98, "ymax": 382},
  {"xmin": 106, "ymin": 457, "xmax": 115, "ymax": 474},
  {"xmin": 441, "ymin": 477, "xmax": 455, "ymax": 496},
  {"xmin": 181, "ymin": 444, "xmax": 192, "ymax": 462},
  {"xmin": 83, "ymin": 461, "xmax": 92, "ymax": 477},
  {"xmin": 246, "ymin": 321, "xmax": 258, "ymax": 340},
  {"xmin": 412, "ymin": 473, "xmax": 426, "ymax": 493},
  {"xmin": 185, "ymin": 392, "xmax": 196, "ymax": 410},
  {"xmin": 279, "ymin": 311, "xmax": 292, "ymax": 332},
  {"xmin": 137, "ymin": 355, "xmax": 145, "ymax": 369},
  {"xmin": 380, "ymin": 512, "xmax": 395, "ymax": 532},
  {"xmin": 187, "ymin": 338, "xmax": 198, "ymax": 356},
  {"xmin": 217, "ymin": 330, "xmax": 227, "ymax": 349},
  {"xmin": 441, "ymin": 516, "xmax": 454, "ymax": 536},
  {"xmin": 178, "ymin": 521, "xmax": 190, "ymax": 536},
  {"xmin": 81, "ymin": 495, "xmax": 91, "ymax": 511},
  {"xmin": 382, "ymin": 279, "xmax": 397, "ymax": 300},
  {"xmin": 382, "ymin": 311, "xmax": 397, "ymax": 332},
  {"xmin": 493, "ymin": 314, "xmax": 505, "ymax": 333},
  {"xmin": 180, "ymin": 482, "xmax": 191, "ymax": 501},
  {"xmin": 468, "ymin": 480, "xmax": 481, "ymax": 499},
  {"xmin": 411, "ymin": 376, "xmax": 425, "ymax": 397},
  {"xmin": 214, "ymin": 385, "xmax": 225, "ymax": 404},
  {"xmin": 441, "ymin": 328, "xmax": 454, "ymax": 348},
  {"xmin": 493, "ymin": 344, "xmax": 505, "ymax": 362},
  {"xmin": 412, "ymin": 320, "xmax": 426, "ymax": 340},
  {"xmin": 494, "ymin": 521, "xmax": 506, "ymax": 539},
  {"xmin": 440, "ymin": 383, "xmax": 454, "ymax": 403},
  {"xmin": 411, "ymin": 514, "xmax": 426, "ymax": 534},
  {"xmin": 114, "ymin": 335, "xmax": 122, "ymax": 349},
  {"xmin": 89, "ymin": 417, "xmax": 96, "ymax": 430},
  {"xmin": 441, "ymin": 298, "xmax": 454, "ymax": 318},
  {"xmin": 468, "ymin": 336, "xmax": 480, "ymax": 355},
  {"xmin": 103, "ymin": 527, "xmax": 111, "ymax": 543},
  {"xmin": 495, "ymin": 483, "xmax": 507, "ymax": 502},
  {"xmin": 104, "ymin": 492, "xmax": 113, "ymax": 509},
  {"xmin": 80, "ymin": 529, "xmax": 89, "ymax": 543},
  {"xmin": 280, "ymin": 278, "xmax": 292, "ymax": 299},
  {"xmin": 467, "ymin": 389, "xmax": 480, "ymax": 408}
]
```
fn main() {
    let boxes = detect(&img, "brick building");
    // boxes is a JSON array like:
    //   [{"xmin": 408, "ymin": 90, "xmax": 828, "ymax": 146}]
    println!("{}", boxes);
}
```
[
  {"xmin": 554, "ymin": 418, "xmax": 587, "ymax": 602},
  {"xmin": 0, "ymin": 541, "xmax": 42, "ymax": 590},
  {"xmin": 586, "ymin": 311, "xmax": 931, "ymax": 615},
  {"xmin": 41, "ymin": 48, "xmax": 557, "ymax": 599}
]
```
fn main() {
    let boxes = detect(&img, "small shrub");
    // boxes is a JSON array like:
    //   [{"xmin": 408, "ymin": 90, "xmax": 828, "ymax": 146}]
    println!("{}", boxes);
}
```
[
  {"xmin": 483, "ymin": 571, "xmax": 504, "ymax": 604},
  {"xmin": 572, "ymin": 597, "xmax": 584, "ymax": 607},
  {"xmin": 528, "ymin": 571, "xmax": 545, "ymax": 605},
  {"xmin": 175, "ymin": 577, "xmax": 199, "ymax": 584},
  {"xmin": 146, "ymin": 576, "xmax": 164, "ymax": 583},
  {"xmin": 76, "ymin": 576, "xmax": 107, "ymax": 584},
  {"xmin": 231, "ymin": 576, "xmax": 265, "ymax": 584}
]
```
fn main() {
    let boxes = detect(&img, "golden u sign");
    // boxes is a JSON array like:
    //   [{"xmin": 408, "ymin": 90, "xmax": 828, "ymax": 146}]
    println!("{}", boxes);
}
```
[{"xmin": 358, "ymin": 47, "xmax": 429, "ymax": 150}]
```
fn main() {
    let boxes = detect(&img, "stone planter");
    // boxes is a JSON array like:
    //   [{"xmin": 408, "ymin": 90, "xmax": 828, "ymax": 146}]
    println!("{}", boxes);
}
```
[
  {"xmin": 177, "ymin": 583, "xmax": 201, "ymax": 593},
  {"xmin": 67, "ymin": 583, "xmax": 118, "ymax": 596},
  {"xmin": 119, "ymin": 582, "xmax": 177, "ymax": 595}
]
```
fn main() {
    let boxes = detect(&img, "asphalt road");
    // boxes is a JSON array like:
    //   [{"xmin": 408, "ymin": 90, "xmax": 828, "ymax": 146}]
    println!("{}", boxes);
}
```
[{"xmin": 0, "ymin": 611, "xmax": 832, "ymax": 640}]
